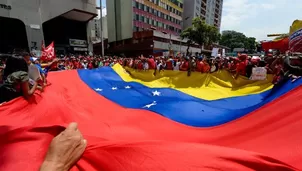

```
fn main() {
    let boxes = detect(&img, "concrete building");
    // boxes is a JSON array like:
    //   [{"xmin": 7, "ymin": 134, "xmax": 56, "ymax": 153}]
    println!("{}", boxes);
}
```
[
  {"xmin": 0, "ymin": 0, "xmax": 97, "ymax": 54},
  {"xmin": 183, "ymin": 0, "xmax": 202, "ymax": 28},
  {"xmin": 106, "ymin": 0, "xmax": 202, "ymax": 56},
  {"xmin": 91, "ymin": 16, "xmax": 108, "ymax": 43},
  {"xmin": 183, "ymin": 0, "xmax": 223, "ymax": 30}
]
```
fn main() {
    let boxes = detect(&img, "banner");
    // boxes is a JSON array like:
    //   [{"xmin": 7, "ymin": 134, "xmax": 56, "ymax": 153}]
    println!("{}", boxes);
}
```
[
  {"xmin": 250, "ymin": 67, "xmax": 267, "ymax": 81},
  {"xmin": 41, "ymin": 42, "xmax": 55, "ymax": 61},
  {"xmin": 261, "ymin": 38, "xmax": 289, "ymax": 53},
  {"xmin": 289, "ymin": 20, "xmax": 302, "ymax": 52}
]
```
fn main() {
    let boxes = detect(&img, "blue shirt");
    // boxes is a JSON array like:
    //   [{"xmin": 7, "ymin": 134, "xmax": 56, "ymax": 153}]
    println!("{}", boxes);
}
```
[{"xmin": 35, "ymin": 64, "xmax": 45, "ymax": 75}]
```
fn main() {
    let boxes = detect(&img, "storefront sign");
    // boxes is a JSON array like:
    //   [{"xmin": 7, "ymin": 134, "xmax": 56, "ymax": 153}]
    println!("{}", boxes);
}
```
[
  {"xmin": 74, "ymin": 47, "xmax": 88, "ymax": 51},
  {"xmin": 69, "ymin": 39, "xmax": 87, "ymax": 47},
  {"xmin": 0, "ymin": 4, "xmax": 12, "ymax": 10}
]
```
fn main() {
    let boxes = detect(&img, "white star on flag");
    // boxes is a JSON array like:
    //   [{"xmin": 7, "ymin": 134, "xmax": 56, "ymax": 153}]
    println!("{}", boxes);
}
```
[
  {"xmin": 95, "ymin": 88, "xmax": 103, "ymax": 92},
  {"xmin": 125, "ymin": 86, "xmax": 131, "ymax": 89},
  {"xmin": 152, "ymin": 90, "xmax": 161, "ymax": 96},
  {"xmin": 143, "ymin": 101, "xmax": 157, "ymax": 108},
  {"xmin": 112, "ymin": 87, "xmax": 118, "ymax": 90}
]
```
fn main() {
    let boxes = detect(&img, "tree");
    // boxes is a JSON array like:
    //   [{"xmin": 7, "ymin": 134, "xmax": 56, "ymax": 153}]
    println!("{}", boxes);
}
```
[
  {"xmin": 181, "ymin": 17, "xmax": 221, "ymax": 54},
  {"xmin": 219, "ymin": 30, "xmax": 257, "ymax": 53}
]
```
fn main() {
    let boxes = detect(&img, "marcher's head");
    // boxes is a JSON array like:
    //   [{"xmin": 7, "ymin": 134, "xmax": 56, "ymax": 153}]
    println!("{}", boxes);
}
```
[
  {"xmin": 4, "ymin": 55, "xmax": 28, "ymax": 78},
  {"xmin": 22, "ymin": 52, "xmax": 31, "ymax": 65}
]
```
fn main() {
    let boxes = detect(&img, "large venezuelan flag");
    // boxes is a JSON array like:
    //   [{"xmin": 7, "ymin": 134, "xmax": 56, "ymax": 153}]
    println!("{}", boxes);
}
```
[{"xmin": 0, "ymin": 65, "xmax": 301, "ymax": 171}]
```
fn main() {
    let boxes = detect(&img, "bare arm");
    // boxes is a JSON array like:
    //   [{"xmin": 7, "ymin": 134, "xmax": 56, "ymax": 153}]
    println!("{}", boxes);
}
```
[{"xmin": 21, "ymin": 81, "xmax": 38, "ymax": 99}]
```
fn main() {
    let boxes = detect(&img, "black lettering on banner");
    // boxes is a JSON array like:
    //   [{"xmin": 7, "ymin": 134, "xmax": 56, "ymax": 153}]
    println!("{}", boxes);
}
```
[{"xmin": 0, "ymin": 4, "xmax": 12, "ymax": 10}]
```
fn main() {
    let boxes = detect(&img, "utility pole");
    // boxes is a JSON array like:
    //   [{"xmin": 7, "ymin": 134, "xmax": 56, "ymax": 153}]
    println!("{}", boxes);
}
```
[{"xmin": 100, "ymin": 0, "xmax": 104, "ymax": 57}]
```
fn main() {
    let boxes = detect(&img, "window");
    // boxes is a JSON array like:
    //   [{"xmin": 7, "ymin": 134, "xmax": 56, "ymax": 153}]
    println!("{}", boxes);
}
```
[
  {"xmin": 154, "ymin": 20, "xmax": 157, "ymax": 26},
  {"xmin": 149, "ymin": 19, "xmax": 152, "ymax": 25},
  {"xmin": 154, "ymin": 9, "xmax": 157, "ymax": 16},
  {"xmin": 140, "ymin": 15, "xmax": 145, "ymax": 22},
  {"xmin": 139, "ymin": 3, "xmax": 143, "ymax": 9},
  {"xmin": 136, "ymin": 14, "xmax": 139, "ymax": 20},
  {"xmin": 144, "ymin": 17, "xmax": 147, "ymax": 23},
  {"xmin": 158, "ymin": 22, "xmax": 163, "ymax": 28},
  {"xmin": 133, "ymin": 26, "xmax": 139, "ymax": 32},
  {"xmin": 150, "ymin": 8, "xmax": 154, "ymax": 13}
]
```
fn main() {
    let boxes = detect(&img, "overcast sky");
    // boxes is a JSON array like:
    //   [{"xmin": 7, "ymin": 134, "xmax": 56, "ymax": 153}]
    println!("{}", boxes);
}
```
[
  {"xmin": 221, "ymin": 0, "xmax": 301, "ymax": 40},
  {"xmin": 98, "ymin": 0, "xmax": 301, "ymax": 41}
]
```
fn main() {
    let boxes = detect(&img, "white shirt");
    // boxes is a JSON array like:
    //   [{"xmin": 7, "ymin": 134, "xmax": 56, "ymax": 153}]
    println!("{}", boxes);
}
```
[
  {"xmin": 173, "ymin": 62, "xmax": 181, "ymax": 71},
  {"xmin": 143, "ymin": 62, "xmax": 149, "ymax": 70}
]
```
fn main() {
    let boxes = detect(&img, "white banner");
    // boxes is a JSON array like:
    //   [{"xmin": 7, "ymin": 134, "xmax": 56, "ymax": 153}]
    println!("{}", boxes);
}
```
[{"xmin": 250, "ymin": 67, "xmax": 267, "ymax": 81}]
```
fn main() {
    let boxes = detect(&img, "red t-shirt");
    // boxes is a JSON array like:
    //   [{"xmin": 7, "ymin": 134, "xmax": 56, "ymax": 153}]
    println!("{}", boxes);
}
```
[
  {"xmin": 180, "ymin": 61, "xmax": 189, "ymax": 71},
  {"xmin": 50, "ymin": 61, "xmax": 58, "ymax": 71},
  {"xmin": 236, "ymin": 60, "xmax": 248, "ymax": 76},
  {"xmin": 147, "ymin": 58, "xmax": 156, "ymax": 69},
  {"xmin": 196, "ymin": 61, "xmax": 204, "ymax": 72},
  {"xmin": 137, "ymin": 62, "xmax": 143, "ymax": 70},
  {"xmin": 203, "ymin": 63, "xmax": 210, "ymax": 73},
  {"xmin": 166, "ymin": 60, "xmax": 173, "ymax": 70},
  {"xmin": 88, "ymin": 63, "xmax": 93, "ymax": 69}
]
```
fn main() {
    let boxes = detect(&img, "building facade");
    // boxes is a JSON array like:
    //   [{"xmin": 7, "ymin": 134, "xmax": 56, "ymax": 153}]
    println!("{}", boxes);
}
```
[
  {"xmin": 91, "ymin": 16, "xmax": 108, "ymax": 43},
  {"xmin": 183, "ymin": 0, "xmax": 223, "ymax": 30},
  {"xmin": 107, "ymin": 0, "xmax": 201, "ymax": 56},
  {"xmin": 183, "ymin": 0, "xmax": 201, "ymax": 29},
  {"xmin": 0, "ymin": 0, "xmax": 97, "ymax": 54}
]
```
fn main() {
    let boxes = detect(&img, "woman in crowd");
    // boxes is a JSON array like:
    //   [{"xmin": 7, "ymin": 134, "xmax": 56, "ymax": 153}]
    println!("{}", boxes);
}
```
[{"xmin": 0, "ymin": 54, "xmax": 39, "ymax": 104}]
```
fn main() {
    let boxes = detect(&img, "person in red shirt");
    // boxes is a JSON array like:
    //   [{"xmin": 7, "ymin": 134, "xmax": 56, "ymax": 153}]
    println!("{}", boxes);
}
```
[
  {"xmin": 166, "ymin": 57, "xmax": 173, "ymax": 70},
  {"xmin": 88, "ymin": 61, "xmax": 94, "ymax": 69},
  {"xmin": 196, "ymin": 57, "xmax": 204, "ymax": 72},
  {"xmin": 235, "ymin": 54, "xmax": 248, "ymax": 79},
  {"xmin": 180, "ymin": 57, "xmax": 189, "ymax": 71},
  {"xmin": 202, "ymin": 58, "xmax": 210, "ymax": 73},
  {"xmin": 137, "ymin": 61, "xmax": 143, "ymax": 70},
  {"xmin": 147, "ymin": 56, "xmax": 156, "ymax": 70}
]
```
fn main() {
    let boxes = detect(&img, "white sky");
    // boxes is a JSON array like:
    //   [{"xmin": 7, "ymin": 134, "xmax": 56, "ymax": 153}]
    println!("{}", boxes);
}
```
[{"xmin": 221, "ymin": 0, "xmax": 302, "ymax": 40}]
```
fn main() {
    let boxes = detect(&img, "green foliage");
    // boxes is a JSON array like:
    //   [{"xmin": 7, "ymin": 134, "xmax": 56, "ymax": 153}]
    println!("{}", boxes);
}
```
[
  {"xmin": 219, "ymin": 30, "xmax": 257, "ymax": 53},
  {"xmin": 180, "ymin": 17, "xmax": 221, "ymax": 53}
]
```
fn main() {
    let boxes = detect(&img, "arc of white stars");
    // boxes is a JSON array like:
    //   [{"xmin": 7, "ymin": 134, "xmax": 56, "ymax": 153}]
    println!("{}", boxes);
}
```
[
  {"xmin": 143, "ymin": 101, "xmax": 157, "ymax": 109},
  {"xmin": 152, "ymin": 90, "xmax": 161, "ymax": 96},
  {"xmin": 125, "ymin": 86, "xmax": 131, "ymax": 89}
]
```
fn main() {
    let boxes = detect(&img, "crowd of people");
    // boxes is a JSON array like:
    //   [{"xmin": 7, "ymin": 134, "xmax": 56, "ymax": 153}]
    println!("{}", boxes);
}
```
[{"xmin": 0, "ymin": 51, "xmax": 301, "ymax": 104}]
